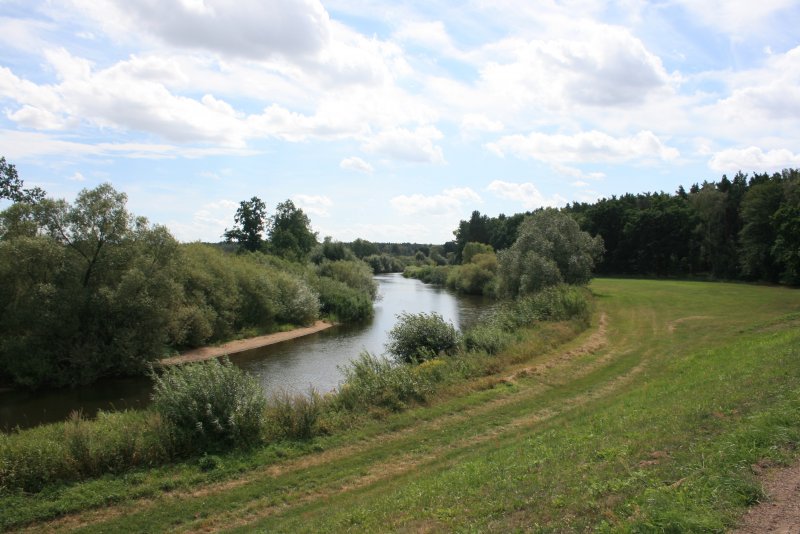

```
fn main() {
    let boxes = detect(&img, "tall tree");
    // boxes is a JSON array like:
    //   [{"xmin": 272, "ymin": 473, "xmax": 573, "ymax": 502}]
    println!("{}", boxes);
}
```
[
  {"xmin": 224, "ymin": 197, "xmax": 267, "ymax": 252},
  {"xmin": 689, "ymin": 183, "xmax": 730, "ymax": 277},
  {"xmin": 771, "ymin": 176, "xmax": 800, "ymax": 284},
  {"xmin": 269, "ymin": 200, "xmax": 317, "ymax": 261},
  {"xmin": 453, "ymin": 210, "xmax": 490, "ymax": 262},
  {"xmin": 738, "ymin": 180, "xmax": 783, "ymax": 281}
]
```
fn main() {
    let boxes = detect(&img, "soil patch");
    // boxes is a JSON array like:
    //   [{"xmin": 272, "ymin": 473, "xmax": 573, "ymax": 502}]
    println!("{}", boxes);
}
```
[{"xmin": 732, "ymin": 460, "xmax": 800, "ymax": 533}]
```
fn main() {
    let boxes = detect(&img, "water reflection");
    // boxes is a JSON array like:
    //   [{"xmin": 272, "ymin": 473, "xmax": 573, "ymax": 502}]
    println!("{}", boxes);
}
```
[{"xmin": 234, "ymin": 273, "xmax": 490, "ymax": 395}]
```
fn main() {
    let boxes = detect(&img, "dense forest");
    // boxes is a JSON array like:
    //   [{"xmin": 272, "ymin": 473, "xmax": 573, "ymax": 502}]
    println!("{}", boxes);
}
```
[{"xmin": 449, "ymin": 169, "xmax": 800, "ymax": 285}]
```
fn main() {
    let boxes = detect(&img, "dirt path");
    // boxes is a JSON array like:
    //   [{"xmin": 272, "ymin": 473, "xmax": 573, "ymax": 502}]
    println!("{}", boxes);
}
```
[
  {"xmin": 732, "ymin": 461, "xmax": 800, "ymax": 533},
  {"xmin": 159, "ymin": 321, "xmax": 335, "ymax": 366}
]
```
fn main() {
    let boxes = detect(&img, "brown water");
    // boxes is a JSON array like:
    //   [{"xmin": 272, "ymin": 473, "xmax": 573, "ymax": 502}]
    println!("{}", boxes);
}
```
[{"xmin": 0, "ymin": 274, "xmax": 491, "ymax": 431}]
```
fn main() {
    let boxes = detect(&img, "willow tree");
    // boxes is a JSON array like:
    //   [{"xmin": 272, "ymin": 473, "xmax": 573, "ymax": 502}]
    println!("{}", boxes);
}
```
[
  {"xmin": 0, "ymin": 183, "xmax": 183, "ymax": 388},
  {"xmin": 497, "ymin": 209, "xmax": 604, "ymax": 298}
]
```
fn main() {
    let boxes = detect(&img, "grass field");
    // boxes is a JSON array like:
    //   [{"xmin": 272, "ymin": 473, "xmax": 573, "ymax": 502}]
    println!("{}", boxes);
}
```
[{"xmin": 3, "ymin": 278, "xmax": 800, "ymax": 532}]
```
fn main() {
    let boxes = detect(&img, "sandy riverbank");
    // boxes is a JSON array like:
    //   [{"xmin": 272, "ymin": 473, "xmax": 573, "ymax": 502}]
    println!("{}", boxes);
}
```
[{"xmin": 159, "ymin": 320, "xmax": 335, "ymax": 366}]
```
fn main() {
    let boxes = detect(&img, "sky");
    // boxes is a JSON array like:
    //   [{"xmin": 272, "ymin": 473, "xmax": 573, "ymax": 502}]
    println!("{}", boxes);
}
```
[{"xmin": 1, "ymin": 0, "xmax": 800, "ymax": 244}]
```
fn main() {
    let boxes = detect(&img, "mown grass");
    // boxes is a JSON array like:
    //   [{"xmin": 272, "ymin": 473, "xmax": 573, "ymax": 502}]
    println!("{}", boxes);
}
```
[{"xmin": 2, "ymin": 279, "xmax": 799, "ymax": 532}]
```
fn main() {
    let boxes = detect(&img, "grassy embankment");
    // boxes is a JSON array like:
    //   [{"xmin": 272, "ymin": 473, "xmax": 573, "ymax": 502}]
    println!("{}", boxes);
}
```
[{"xmin": 2, "ymin": 279, "xmax": 800, "ymax": 532}]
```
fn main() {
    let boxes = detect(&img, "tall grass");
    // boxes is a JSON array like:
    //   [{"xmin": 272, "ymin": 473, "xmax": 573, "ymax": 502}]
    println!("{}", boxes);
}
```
[
  {"xmin": 0, "ymin": 409, "xmax": 169, "ymax": 493},
  {"xmin": 265, "ymin": 389, "xmax": 326, "ymax": 440},
  {"xmin": 335, "ymin": 353, "xmax": 440, "ymax": 412}
]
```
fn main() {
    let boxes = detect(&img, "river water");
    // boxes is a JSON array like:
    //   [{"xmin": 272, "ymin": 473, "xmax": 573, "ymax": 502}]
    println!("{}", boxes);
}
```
[{"xmin": 0, "ymin": 274, "xmax": 490, "ymax": 431}]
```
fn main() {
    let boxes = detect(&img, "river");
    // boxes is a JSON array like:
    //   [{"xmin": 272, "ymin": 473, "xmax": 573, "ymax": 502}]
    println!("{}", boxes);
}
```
[{"xmin": 0, "ymin": 273, "xmax": 490, "ymax": 431}]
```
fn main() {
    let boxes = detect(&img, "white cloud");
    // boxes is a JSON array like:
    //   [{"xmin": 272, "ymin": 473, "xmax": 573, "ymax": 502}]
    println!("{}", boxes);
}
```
[
  {"xmin": 1, "ymin": 48, "xmax": 389, "ymax": 148},
  {"xmin": 311, "ymin": 22, "xmax": 412, "ymax": 88},
  {"xmin": 293, "ymin": 194, "xmax": 333, "ymax": 217},
  {"xmin": 393, "ymin": 20, "xmax": 459, "ymax": 57},
  {"xmin": 713, "ymin": 46, "xmax": 800, "ymax": 123},
  {"xmin": 68, "ymin": 0, "xmax": 332, "ymax": 60},
  {"xmin": 1, "ymin": 49, "xmax": 252, "ymax": 146},
  {"xmin": 551, "ymin": 163, "xmax": 606, "ymax": 181},
  {"xmin": 574, "ymin": 189, "xmax": 603, "ymax": 204},
  {"xmin": 0, "ymin": 65, "xmax": 64, "ymax": 118},
  {"xmin": 467, "ymin": 24, "xmax": 673, "ymax": 115},
  {"xmin": 6, "ymin": 105, "xmax": 69, "ymax": 130},
  {"xmin": 487, "ymin": 180, "xmax": 567, "ymax": 210},
  {"xmin": 460, "ymin": 114, "xmax": 504, "ymax": 136},
  {"xmin": 67, "ymin": 171, "xmax": 86, "ymax": 182},
  {"xmin": 708, "ymin": 146, "xmax": 800, "ymax": 173},
  {"xmin": 673, "ymin": 0, "xmax": 797, "ymax": 35},
  {"xmin": 362, "ymin": 126, "xmax": 445, "ymax": 164},
  {"xmin": 444, "ymin": 187, "xmax": 482, "ymax": 202},
  {"xmin": 391, "ymin": 187, "xmax": 481, "ymax": 216},
  {"xmin": 487, "ymin": 130, "xmax": 679, "ymax": 163},
  {"xmin": 339, "ymin": 156, "xmax": 374, "ymax": 174},
  {"xmin": 247, "ymin": 103, "xmax": 363, "ymax": 142},
  {"xmin": 0, "ymin": 129, "xmax": 257, "ymax": 160}
]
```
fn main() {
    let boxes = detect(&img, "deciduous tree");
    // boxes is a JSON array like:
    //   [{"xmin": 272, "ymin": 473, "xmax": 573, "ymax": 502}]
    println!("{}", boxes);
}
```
[
  {"xmin": 269, "ymin": 200, "xmax": 317, "ymax": 261},
  {"xmin": 497, "ymin": 209, "xmax": 604, "ymax": 297},
  {"xmin": 224, "ymin": 196, "xmax": 267, "ymax": 252},
  {"xmin": 0, "ymin": 157, "xmax": 45, "ymax": 204}
]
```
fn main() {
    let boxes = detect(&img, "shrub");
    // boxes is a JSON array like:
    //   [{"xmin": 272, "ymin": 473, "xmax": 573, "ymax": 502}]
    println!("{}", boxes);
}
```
[
  {"xmin": 313, "ymin": 276, "xmax": 373, "ymax": 322},
  {"xmin": 335, "ymin": 352, "xmax": 435, "ymax": 412},
  {"xmin": 494, "ymin": 285, "xmax": 590, "ymax": 330},
  {"xmin": 364, "ymin": 254, "xmax": 405, "ymax": 274},
  {"xmin": 386, "ymin": 312, "xmax": 460, "ymax": 363},
  {"xmin": 446, "ymin": 263, "xmax": 494, "ymax": 295},
  {"xmin": 150, "ymin": 358, "xmax": 267, "ymax": 453},
  {"xmin": 273, "ymin": 273, "xmax": 320, "ymax": 326},
  {"xmin": 266, "ymin": 389, "xmax": 325, "ymax": 440},
  {"xmin": 405, "ymin": 264, "xmax": 451, "ymax": 285},
  {"xmin": 462, "ymin": 323, "xmax": 515, "ymax": 355},
  {"xmin": 461, "ymin": 242, "xmax": 493, "ymax": 264},
  {"xmin": 317, "ymin": 259, "xmax": 378, "ymax": 300}
]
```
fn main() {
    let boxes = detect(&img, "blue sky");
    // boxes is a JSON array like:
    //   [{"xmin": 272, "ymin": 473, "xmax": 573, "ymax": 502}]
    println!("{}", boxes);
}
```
[{"xmin": 1, "ymin": 0, "xmax": 799, "ymax": 243}]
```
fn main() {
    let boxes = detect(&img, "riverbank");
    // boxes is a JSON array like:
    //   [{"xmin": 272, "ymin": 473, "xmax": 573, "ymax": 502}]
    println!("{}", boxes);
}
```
[
  {"xmin": 160, "ymin": 320, "xmax": 335, "ymax": 366},
  {"xmin": 5, "ymin": 280, "xmax": 800, "ymax": 531}
]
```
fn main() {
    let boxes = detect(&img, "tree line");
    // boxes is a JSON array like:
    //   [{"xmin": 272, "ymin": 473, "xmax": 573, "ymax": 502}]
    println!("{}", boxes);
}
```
[
  {"xmin": 451, "ymin": 169, "xmax": 800, "ymax": 285},
  {"xmin": 0, "ymin": 159, "xmax": 377, "ymax": 389}
]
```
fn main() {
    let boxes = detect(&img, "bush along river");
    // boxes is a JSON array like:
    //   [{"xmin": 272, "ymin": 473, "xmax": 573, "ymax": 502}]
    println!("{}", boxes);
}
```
[{"xmin": 0, "ymin": 273, "xmax": 491, "ymax": 430}]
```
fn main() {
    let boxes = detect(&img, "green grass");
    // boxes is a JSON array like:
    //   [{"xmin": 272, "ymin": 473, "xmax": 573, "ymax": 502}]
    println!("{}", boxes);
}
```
[{"xmin": 2, "ymin": 279, "xmax": 799, "ymax": 532}]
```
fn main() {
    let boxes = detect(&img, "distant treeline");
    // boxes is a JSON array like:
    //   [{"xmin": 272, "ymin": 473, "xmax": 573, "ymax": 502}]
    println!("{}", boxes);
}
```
[{"xmin": 452, "ymin": 169, "xmax": 800, "ymax": 285}]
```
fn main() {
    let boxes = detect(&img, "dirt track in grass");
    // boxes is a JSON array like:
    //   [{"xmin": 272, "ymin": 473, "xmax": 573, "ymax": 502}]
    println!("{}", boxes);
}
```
[{"xmin": 732, "ymin": 460, "xmax": 800, "ymax": 534}]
